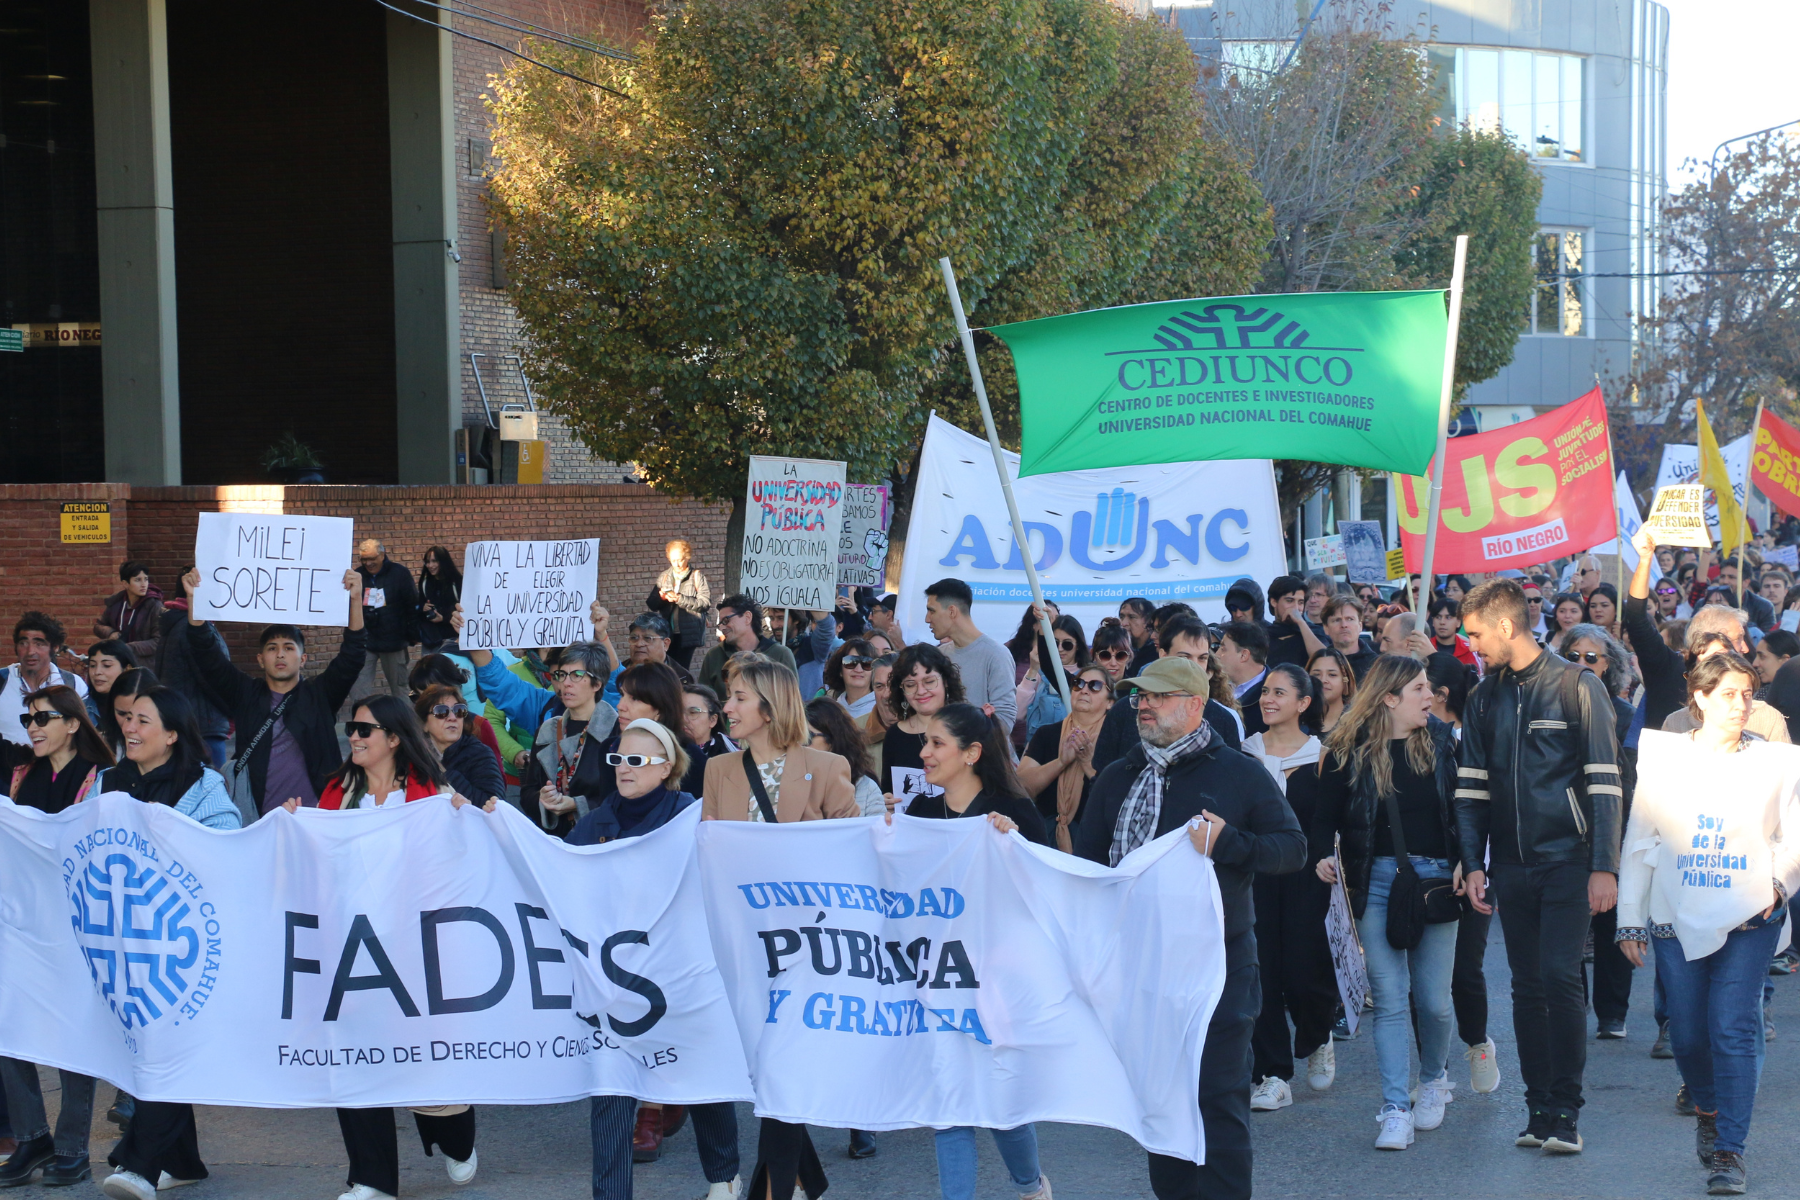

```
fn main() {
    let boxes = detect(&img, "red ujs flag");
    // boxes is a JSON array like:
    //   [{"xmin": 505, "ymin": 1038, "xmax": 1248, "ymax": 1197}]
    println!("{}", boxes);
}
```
[
  {"xmin": 1751, "ymin": 408, "xmax": 1800, "ymax": 519},
  {"xmin": 1397, "ymin": 387, "xmax": 1615, "ymax": 573}
]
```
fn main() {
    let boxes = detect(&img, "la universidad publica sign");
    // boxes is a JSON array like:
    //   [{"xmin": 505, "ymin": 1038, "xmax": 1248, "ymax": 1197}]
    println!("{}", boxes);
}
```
[{"xmin": 740, "ymin": 456, "xmax": 847, "ymax": 611}]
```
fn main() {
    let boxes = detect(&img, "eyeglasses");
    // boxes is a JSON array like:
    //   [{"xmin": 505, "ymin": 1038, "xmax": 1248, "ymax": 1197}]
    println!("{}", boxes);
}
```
[
  {"xmin": 1095, "ymin": 649, "xmax": 1131, "ymax": 662},
  {"xmin": 427, "ymin": 704, "xmax": 468, "ymax": 719},
  {"xmin": 345, "ymin": 721, "xmax": 387, "ymax": 738},
  {"xmin": 19, "ymin": 711, "xmax": 66, "ymax": 729},
  {"xmin": 1565, "ymin": 650, "xmax": 1602, "ymax": 665},
  {"xmin": 1072, "ymin": 678, "xmax": 1109, "ymax": 693},
  {"xmin": 605, "ymin": 752, "xmax": 669, "ymax": 767},
  {"xmin": 719, "ymin": 610, "xmax": 746, "ymax": 623},
  {"xmin": 684, "ymin": 705, "xmax": 712, "ymax": 718},
  {"xmin": 841, "ymin": 656, "xmax": 875, "ymax": 668},
  {"xmin": 1129, "ymin": 691, "xmax": 1194, "ymax": 708},
  {"xmin": 550, "ymin": 669, "xmax": 593, "ymax": 682},
  {"xmin": 900, "ymin": 676, "xmax": 938, "ymax": 693},
  {"xmin": 1056, "ymin": 639, "xmax": 1077, "ymax": 652},
  {"xmin": 627, "ymin": 633, "xmax": 667, "ymax": 644}
]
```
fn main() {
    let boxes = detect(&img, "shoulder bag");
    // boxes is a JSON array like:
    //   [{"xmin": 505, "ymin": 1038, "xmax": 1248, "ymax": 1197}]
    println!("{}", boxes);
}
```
[
  {"xmin": 227, "ymin": 692, "xmax": 291, "ymax": 827},
  {"xmin": 741, "ymin": 750, "xmax": 780, "ymax": 824},
  {"xmin": 1382, "ymin": 779, "xmax": 1464, "ymax": 950}
]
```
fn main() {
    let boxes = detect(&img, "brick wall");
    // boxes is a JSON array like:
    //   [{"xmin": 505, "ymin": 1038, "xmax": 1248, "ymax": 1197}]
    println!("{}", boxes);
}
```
[
  {"xmin": 453, "ymin": 0, "xmax": 650, "ymax": 484},
  {"xmin": 0, "ymin": 484, "xmax": 727, "ymax": 673}
]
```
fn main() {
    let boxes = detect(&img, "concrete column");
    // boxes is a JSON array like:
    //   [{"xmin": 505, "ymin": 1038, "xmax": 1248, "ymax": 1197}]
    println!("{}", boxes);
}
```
[
  {"xmin": 90, "ymin": 0, "xmax": 181, "ymax": 484},
  {"xmin": 387, "ymin": 1, "xmax": 460, "ymax": 483}
]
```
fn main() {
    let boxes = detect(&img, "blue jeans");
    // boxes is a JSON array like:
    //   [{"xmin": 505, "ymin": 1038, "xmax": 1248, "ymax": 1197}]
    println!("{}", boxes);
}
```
[
  {"xmin": 934, "ymin": 1125, "xmax": 1040, "ymax": 1200},
  {"xmin": 1656, "ymin": 918, "xmax": 1784, "ymax": 1155},
  {"xmin": 1354, "ymin": 856, "xmax": 1457, "ymax": 1110}
]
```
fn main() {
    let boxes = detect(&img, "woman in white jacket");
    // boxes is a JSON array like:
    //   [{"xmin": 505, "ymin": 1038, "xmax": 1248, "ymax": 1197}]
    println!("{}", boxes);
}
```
[{"xmin": 1617, "ymin": 652, "xmax": 1800, "ymax": 1197}]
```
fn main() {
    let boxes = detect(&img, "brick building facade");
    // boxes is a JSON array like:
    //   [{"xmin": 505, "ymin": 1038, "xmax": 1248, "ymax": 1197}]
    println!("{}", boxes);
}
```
[{"xmin": 0, "ymin": 483, "xmax": 728, "ymax": 672}]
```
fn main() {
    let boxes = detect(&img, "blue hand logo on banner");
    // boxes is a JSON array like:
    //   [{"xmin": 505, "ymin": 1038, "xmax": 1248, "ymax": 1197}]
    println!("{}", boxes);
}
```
[{"xmin": 70, "ymin": 848, "xmax": 217, "ymax": 1033}]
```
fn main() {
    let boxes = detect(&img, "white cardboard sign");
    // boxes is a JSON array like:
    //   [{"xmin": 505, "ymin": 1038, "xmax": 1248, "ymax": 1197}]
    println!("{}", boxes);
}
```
[
  {"xmin": 740, "ymin": 456, "xmax": 846, "ymax": 610},
  {"xmin": 458, "ymin": 538, "xmax": 599, "ymax": 650},
  {"xmin": 1642, "ymin": 484, "xmax": 1713, "ymax": 549},
  {"xmin": 837, "ymin": 483, "xmax": 892, "ymax": 589},
  {"xmin": 191, "ymin": 513, "xmax": 353, "ymax": 626},
  {"xmin": 1325, "ymin": 862, "xmax": 1369, "ymax": 1036},
  {"xmin": 1303, "ymin": 534, "xmax": 1346, "ymax": 570}
]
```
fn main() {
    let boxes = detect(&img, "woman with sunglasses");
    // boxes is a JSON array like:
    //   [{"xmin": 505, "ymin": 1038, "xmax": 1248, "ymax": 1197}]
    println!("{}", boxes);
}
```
[
  {"xmin": 1016, "ymin": 663, "xmax": 1111, "ymax": 852},
  {"xmin": 94, "ymin": 687, "xmax": 238, "ymax": 1200},
  {"xmin": 1653, "ymin": 577, "xmax": 1689, "ymax": 620},
  {"xmin": 1306, "ymin": 648, "xmax": 1356, "ymax": 735},
  {"xmin": 414, "ymin": 684, "xmax": 504, "ymax": 806},
  {"xmin": 1091, "ymin": 620, "xmax": 1134, "ymax": 692},
  {"xmin": 0, "ymin": 697, "xmax": 113, "ymax": 1190},
  {"xmin": 821, "ymin": 639, "xmax": 880, "ymax": 723}
]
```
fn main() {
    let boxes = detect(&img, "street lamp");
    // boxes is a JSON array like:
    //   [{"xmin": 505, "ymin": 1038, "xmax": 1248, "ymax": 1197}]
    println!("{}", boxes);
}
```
[{"xmin": 1708, "ymin": 119, "xmax": 1800, "ymax": 176}]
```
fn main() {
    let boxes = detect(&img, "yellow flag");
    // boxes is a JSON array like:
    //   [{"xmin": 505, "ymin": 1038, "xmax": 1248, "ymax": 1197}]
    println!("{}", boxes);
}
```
[{"xmin": 1696, "ymin": 398, "xmax": 1746, "ymax": 553}]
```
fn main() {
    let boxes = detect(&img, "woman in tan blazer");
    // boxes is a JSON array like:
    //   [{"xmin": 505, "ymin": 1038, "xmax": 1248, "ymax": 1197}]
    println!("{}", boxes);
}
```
[
  {"xmin": 701, "ymin": 657, "xmax": 859, "ymax": 823},
  {"xmin": 700, "ymin": 655, "xmax": 857, "ymax": 1200}
]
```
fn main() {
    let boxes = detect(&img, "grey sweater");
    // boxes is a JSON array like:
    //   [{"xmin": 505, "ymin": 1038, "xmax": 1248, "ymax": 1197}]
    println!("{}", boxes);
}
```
[{"xmin": 945, "ymin": 633, "xmax": 1018, "ymax": 729}]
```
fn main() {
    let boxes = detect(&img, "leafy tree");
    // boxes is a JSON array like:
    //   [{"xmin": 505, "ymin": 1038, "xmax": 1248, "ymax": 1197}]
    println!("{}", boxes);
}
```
[{"xmin": 486, "ymin": 0, "xmax": 1269, "ymax": 579}]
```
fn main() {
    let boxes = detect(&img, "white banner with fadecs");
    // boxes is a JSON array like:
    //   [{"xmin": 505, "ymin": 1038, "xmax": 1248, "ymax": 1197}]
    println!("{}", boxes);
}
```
[
  {"xmin": 0, "ymin": 796, "xmax": 1225, "ymax": 1161},
  {"xmin": 895, "ymin": 414, "xmax": 1285, "ymax": 645}
]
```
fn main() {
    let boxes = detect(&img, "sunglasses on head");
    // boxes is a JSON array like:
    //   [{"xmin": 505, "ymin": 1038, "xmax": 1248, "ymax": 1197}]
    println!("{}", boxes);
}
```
[
  {"xmin": 605, "ymin": 752, "xmax": 668, "ymax": 767},
  {"xmin": 1072, "ymin": 677, "xmax": 1109, "ymax": 693},
  {"xmin": 550, "ymin": 669, "xmax": 592, "ymax": 682},
  {"xmin": 19, "ymin": 711, "xmax": 66, "ymax": 729},
  {"xmin": 345, "ymin": 721, "xmax": 387, "ymax": 738},
  {"xmin": 841, "ymin": 655, "xmax": 875, "ymax": 668},
  {"xmin": 1565, "ymin": 650, "xmax": 1602, "ymax": 665},
  {"xmin": 428, "ymin": 703, "xmax": 468, "ymax": 719}
]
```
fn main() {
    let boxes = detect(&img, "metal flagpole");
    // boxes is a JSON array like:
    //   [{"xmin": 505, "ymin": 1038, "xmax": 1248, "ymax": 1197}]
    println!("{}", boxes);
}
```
[
  {"xmin": 1415, "ymin": 235, "xmax": 1469, "ymax": 614},
  {"xmin": 1738, "ymin": 397, "xmax": 1764, "ymax": 610},
  {"xmin": 938, "ymin": 257, "xmax": 1072, "ymax": 715}
]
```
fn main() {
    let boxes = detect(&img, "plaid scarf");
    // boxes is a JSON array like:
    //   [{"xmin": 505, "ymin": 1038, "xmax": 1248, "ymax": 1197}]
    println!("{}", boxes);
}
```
[{"xmin": 1109, "ymin": 720, "xmax": 1218, "ymax": 866}]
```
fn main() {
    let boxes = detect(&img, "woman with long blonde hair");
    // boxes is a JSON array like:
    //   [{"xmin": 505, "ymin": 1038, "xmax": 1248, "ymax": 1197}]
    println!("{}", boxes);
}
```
[{"xmin": 1310, "ymin": 655, "xmax": 1465, "ymax": 1152}]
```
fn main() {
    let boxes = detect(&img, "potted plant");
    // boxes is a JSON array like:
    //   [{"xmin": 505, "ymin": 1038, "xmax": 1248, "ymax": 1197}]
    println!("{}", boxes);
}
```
[{"xmin": 262, "ymin": 432, "xmax": 327, "ymax": 484}]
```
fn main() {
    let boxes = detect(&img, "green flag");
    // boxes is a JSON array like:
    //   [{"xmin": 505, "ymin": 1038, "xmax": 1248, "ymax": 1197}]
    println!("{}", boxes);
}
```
[{"xmin": 995, "ymin": 290, "xmax": 1448, "ymax": 477}]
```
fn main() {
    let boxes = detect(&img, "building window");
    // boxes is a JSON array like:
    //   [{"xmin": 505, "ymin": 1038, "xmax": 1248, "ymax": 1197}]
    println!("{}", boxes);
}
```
[
  {"xmin": 1434, "ymin": 47, "xmax": 1584, "ymax": 162},
  {"xmin": 1532, "ymin": 229, "xmax": 1586, "ymax": 336}
]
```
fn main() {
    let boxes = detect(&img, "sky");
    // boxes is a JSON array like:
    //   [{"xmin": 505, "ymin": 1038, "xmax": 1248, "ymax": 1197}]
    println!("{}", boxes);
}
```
[{"xmin": 1661, "ymin": 0, "xmax": 1800, "ymax": 182}]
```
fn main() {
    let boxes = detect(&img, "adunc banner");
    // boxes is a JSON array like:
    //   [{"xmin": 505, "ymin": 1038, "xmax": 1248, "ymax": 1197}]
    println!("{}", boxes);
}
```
[
  {"xmin": 0, "ymin": 795, "xmax": 751, "ymax": 1108},
  {"xmin": 697, "ymin": 815, "xmax": 1226, "ymax": 1162},
  {"xmin": 895, "ymin": 414, "xmax": 1285, "ymax": 642},
  {"xmin": 1398, "ymin": 387, "xmax": 1615, "ymax": 572}
]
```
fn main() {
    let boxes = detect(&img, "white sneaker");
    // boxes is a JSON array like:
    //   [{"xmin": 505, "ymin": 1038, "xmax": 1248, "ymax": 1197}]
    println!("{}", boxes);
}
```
[
  {"xmin": 1465, "ymin": 1038, "xmax": 1501, "ymax": 1093},
  {"xmin": 1374, "ymin": 1104, "xmax": 1414, "ymax": 1151},
  {"xmin": 338, "ymin": 1185, "xmax": 398, "ymax": 1200},
  {"xmin": 702, "ymin": 1177, "xmax": 742, "ymax": 1200},
  {"xmin": 1305, "ymin": 1042, "xmax": 1336, "ymax": 1090},
  {"xmin": 156, "ymin": 1174, "xmax": 201, "ymax": 1191},
  {"xmin": 1020, "ymin": 1174, "xmax": 1052, "ymax": 1200},
  {"xmin": 1249, "ymin": 1076, "xmax": 1293, "ymax": 1111},
  {"xmin": 1413, "ymin": 1073, "xmax": 1454, "ymax": 1130},
  {"xmin": 446, "ymin": 1146, "xmax": 477, "ymax": 1185},
  {"xmin": 101, "ymin": 1172, "xmax": 158, "ymax": 1200}
]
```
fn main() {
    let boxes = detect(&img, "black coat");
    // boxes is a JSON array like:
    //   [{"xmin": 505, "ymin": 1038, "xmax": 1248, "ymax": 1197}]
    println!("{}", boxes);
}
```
[
  {"xmin": 1622, "ymin": 594, "xmax": 1686, "ymax": 729},
  {"xmin": 187, "ymin": 620, "xmax": 367, "ymax": 809},
  {"xmin": 1305, "ymin": 716, "xmax": 1461, "ymax": 919},
  {"xmin": 154, "ymin": 606, "xmax": 231, "ymax": 739},
  {"xmin": 442, "ymin": 729, "xmax": 505, "ymax": 803},
  {"xmin": 567, "ymin": 788, "xmax": 696, "ymax": 845},
  {"xmin": 1076, "ymin": 735, "xmax": 1307, "ymax": 971},
  {"xmin": 417, "ymin": 572, "xmax": 461, "ymax": 650},
  {"xmin": 358, "ymin": 558, "xmax": 419, "ymax": 653}
]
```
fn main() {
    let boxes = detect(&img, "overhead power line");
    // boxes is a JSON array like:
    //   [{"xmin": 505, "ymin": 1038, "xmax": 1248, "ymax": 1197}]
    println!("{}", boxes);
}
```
[{"xmin": 369, "ymin": 0, "xmax": 633, "ymax": 100}]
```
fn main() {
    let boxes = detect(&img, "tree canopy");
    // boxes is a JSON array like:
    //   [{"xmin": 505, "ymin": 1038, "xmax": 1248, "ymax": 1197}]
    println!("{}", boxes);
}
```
[{"xmin": 487, "ymin": 0, "xmax": 1270, "ymax": 511}]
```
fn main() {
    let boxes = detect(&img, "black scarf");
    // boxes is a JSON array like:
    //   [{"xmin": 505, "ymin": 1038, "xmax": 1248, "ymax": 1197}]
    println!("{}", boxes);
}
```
[
  {"xmin": 108, "ymin": 756, "xmax": 203, "ymax": 809},
  {"xmin": 611, "ymin": 784, "xmax": 670, "ymax": 834}
]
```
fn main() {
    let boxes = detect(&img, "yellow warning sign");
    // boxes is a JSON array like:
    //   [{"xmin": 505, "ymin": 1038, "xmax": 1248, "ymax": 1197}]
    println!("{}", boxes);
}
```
[{"xmin": 61, "ymin": 501, "xmax": 112, "ymax": 544}]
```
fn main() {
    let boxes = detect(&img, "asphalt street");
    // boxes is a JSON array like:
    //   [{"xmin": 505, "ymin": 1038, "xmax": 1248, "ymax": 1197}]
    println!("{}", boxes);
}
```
[{"xmin": 17, "ymin": 920, "xmax": 1799, "ymax": 1200}]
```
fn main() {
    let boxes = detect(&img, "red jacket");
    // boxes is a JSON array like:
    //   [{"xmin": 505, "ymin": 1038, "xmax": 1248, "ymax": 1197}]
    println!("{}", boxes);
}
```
[{"xmin": 318, "ymin": 768, "xmax": 443, "ymax": 810}]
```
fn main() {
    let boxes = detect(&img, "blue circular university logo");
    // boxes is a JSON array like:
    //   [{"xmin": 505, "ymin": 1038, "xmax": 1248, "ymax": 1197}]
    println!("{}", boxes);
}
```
[{"xmin": 69, "ymin": 845, "xmax": 222, "ymax": 1031}]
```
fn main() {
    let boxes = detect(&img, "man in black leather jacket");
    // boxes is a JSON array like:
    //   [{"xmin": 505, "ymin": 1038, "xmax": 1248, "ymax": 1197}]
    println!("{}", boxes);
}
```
[{"xmin": 1456, "ymin": 578, "xmax": 1623, "ymax": 1155}]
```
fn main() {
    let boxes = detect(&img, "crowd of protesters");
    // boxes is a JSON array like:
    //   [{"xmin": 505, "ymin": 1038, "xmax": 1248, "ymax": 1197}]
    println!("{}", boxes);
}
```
[{"xmin": 2, "ymin": 525, "xmax": 1798, "ymax": 1200}]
